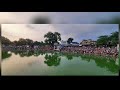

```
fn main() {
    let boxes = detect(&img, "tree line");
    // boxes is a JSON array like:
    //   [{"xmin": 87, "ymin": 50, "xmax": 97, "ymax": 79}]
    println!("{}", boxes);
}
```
[
  {"xmin": 96, "ymin": 31, "xmax": 118, "ymax": 47},
  {"xmin": 1, "ymin": 31, "xmax": 118, "ymax": 47}
]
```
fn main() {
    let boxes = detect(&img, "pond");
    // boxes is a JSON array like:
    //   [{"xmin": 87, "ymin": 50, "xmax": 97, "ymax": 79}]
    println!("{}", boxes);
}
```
[{"xmin": 1, "ymin": 50, "xmax": 119, "ymax": 76}]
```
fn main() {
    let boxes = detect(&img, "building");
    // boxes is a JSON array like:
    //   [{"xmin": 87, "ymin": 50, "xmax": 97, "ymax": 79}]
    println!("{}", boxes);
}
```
[
  {"xmin": 59, "ymin": 40, "xmax": 68, "ymax": 46},
  {"xmin": 70, "ymin": 42, "xmax": 79, "ymax": 46},
  {"xmin": 80, "ymin": 39, "xmax": 96, "ymax": 46},
  {"xmin": 54, "ymin": 40, "xmax": 80, "ymax": 51},
  {"xmin": 54, "ymin": 40, "xmax": 68, "ymax": 51}
]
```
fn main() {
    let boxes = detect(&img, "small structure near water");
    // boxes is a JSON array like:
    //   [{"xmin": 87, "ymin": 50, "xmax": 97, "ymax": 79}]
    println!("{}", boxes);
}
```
[
  {"xmin": 80, "ymin": 39, "xmax": 96, "ymax": 46},
  {"xmin": 54, "ymin": 40, "xmax": 80, "ymax": 51}
]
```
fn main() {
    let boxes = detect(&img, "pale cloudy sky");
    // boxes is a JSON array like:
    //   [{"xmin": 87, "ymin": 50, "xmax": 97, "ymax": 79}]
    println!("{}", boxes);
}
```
[
  {"xmin": 0, "ymin": 12, "xmax": 120, "ymax": 24},
  {"xmin": 1, "ymin": 24, "xmax": 118, "ymax": 43}
]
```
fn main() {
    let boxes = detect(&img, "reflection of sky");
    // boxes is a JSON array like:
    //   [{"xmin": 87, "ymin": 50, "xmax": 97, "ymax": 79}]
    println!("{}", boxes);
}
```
[
  {"xmin": 2, "ymin": 24, "xmax": 118, "ymax": 43},
  {"xmin": 0, "ymin": 12, "xmax": 120, "ymax": 24},
  {"xmin": 1, "ymin": 53, "xmax": 49, "ymax": 75},
  {"xmin": 2, "ymin": 52, "xmax": 118, "ymax": 75}
]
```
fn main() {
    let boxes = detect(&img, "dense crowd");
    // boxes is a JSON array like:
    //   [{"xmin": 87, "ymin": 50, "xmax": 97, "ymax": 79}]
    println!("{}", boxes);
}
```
[
  {"xmin": 60, "ymin": 46, "xmax": 119, "ymax": 58},
  {"xmin": 2, "ymin": 45, "xmax": 119, "ymax": 58}
]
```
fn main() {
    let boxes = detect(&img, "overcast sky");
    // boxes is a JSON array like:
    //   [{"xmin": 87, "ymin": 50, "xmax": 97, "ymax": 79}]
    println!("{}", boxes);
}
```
[
  {"xmin": 0, "ymin": 12, "xmax": 120, "ymax": 24},
  {"xmin": 1, "ymin": 24, "xmax": 118, "ymax": 43}
]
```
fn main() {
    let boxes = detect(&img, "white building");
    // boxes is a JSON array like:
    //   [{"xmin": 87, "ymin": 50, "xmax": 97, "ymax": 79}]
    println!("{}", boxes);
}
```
[
  {"xmin": 59, "ymin": 40, "xmax": 68, "ymax": 46},
  {"xmin": 70, "ymin": 42, "xmax": 79, "ymax": 46},
  {"xmin": 54, "ymin": 40, "xmax": 68, "ymax": 51},
  {"xmin": 54, "ymin": 40, "xmax": 80, "ymax": 51}
]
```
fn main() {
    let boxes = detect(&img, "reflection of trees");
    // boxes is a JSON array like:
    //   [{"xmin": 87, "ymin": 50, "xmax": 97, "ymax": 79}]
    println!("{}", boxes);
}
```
[
  {"xmin": 80, "ymin": 55, "xmax": 91, "ymax": 62},
  {"xmin": 60, "ymin": 52, "xmax": 79, "ymax": 60},
  {"xmin": 63, "ymin": 53, "xmax": 73, "ymax": 60},
  {"xmin": 17, "ymin": 50, "xmax": 34, "ymax": 57},
  {"xmin": 44, "ymin": 53, "xmax": 61, "ymax": 66},
  {"xmin": 2, "ymin": 51, "xmax": 12, "ymax": 60},
  {"xmin": 80, "ymin": 54, "xmax": 119, "ymax": 73},
  {"xmin": 4, "ymin": 50, "xmax": 118, "ymax": 73},
  {"xmin": 11, "ymin": 50, "xmax": 47, "ymax": 57}
]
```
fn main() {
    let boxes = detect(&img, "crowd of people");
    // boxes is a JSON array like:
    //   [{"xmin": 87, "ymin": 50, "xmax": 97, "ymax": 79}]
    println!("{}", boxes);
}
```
[
  {"xmin": 2, "ymin": 45, "xmax": 119, "ymax": 58},
  {"xmin": 2, "ymin": 45, "xmax": 54, "ymax": 51},
  {"xmin": 60, "ymin": 46, "xmax": 119, "ymax": 58}
]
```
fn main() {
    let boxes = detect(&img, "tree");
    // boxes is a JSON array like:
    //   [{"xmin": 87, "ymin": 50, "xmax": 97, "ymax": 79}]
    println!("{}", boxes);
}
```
[
  {"xmin": 17, "ymin": 38, "xmax": 27, "ymax": 45},
  {"xmin": 67, "ymin": 38, "xmax": 74, "ymax": 44},
  {"xmin": 25, "ymin": 39, "xmax": 33, "ymax": 46},
  {"xmin": 1, "ymin": 36, "xmax": 11, "ymax": 45},
  {"xmin": 12, "ymin": 40, "xmax": 18, "ymax": 46},
  {"xmin": 33, "ymin": 41, "xmax": 40, "ymax": 45},
  {"xmin": 54, "ymin": 32, "xmax": 61, "ymax": 41},
  {"xmin": 96, "ymin": 35, "xmax": 109, "ymax": 46},
  {"xmin": 44, "ymin": 32, "xmax": 61, "ymax": 46},
  {"xmin": 109, "ymin": 31, "xmax": 119, "ymax": 46},
  {"xmin": 96, "ymin": 31, "xmax": 119, "ymax": 46}
]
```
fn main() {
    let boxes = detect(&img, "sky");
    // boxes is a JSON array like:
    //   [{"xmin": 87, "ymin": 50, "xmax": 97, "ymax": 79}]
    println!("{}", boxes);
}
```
[
  {"xmin": 0, "ymin": 12, "xmax": 120, "ymax": 24},
  {"xmin": 1, "ymin": 24, "xmax": 118, "ymax": 43}
]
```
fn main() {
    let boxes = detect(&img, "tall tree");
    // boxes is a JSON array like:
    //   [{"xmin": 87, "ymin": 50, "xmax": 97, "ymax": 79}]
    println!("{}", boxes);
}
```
[
  {"xmin": 1, "ymin": 36, "xmax": 11, "ymax": 45},
  {"xmin": 96, "ymin": 31, "xmax": 119, "ymax": 46},
  {"xmin": 25, "ymin": 39, "xmax": 33, "ymax": 45},
  {"xmin": 17, "ymin": 38, "xmax": 27, "ymax": 45},
  {"xmin": 109, "ymin": 31, "xmax": 119, "ymax": 46},
  {"xmin": 67, "ymin": 38, "xmax": 74, "ymax": 44},
  {"xmin": 44, "ymin": 32, "xmax": 61, "ymax": 46},
  {"xmin": 96, "ymin": 35, "xmax": 109, "ymax": 46}
]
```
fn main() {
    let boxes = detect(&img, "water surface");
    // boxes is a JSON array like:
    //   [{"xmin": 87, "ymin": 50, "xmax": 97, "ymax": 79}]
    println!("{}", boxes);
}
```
[{"xmin": 1, "ymin": 50, "xmax": 119, "ymax": 76}]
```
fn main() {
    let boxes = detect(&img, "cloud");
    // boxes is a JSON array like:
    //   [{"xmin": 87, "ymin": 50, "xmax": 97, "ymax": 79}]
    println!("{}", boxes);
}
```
[
  {"xmin": 52, "ymin": 24, "xmax": 118, "ymax": 42},
  {"xmin": 1, "ymin": 24, "xmax": 55, "ymax": 41},
  {"xmin": 1, "ymin": 24, "xmax": 118, "ymax": 43}
]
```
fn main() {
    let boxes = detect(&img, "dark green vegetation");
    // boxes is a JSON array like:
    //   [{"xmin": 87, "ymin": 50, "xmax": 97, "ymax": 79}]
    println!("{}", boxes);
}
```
[
  {"xmin": 44, "ymin": 32, "xmax": 61, "ymax": 46},
  {"xmin": 2, "ymin": 51, "xmax": 12, "ymax": 60},
  {"xmin": 67, "ymin": 38, "xmax": 74, "ymax": 44},
  {"xmin": 96, "ymin": 31, "xmax": 119, "ymax": 46},
  {"xmin": 44, "ymin": 53, "xmax": 61, "ymax": 66},
  {"xmin": 1, "ymin": 36, "xmax": 12, "ymax": 46},
  {"xmin": 1, "ymin": 31, "xmax": 62, "ymax": 47}
]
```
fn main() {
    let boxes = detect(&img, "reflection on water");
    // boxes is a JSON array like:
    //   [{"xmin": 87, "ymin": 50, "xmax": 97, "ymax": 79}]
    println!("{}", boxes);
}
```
[
  {"xmin": 1, "ymin": 50, "xmax": 119, "ymax": 75},
  {"xmin": 44, "ymin": 53, "xmax": 61, "ymax": 66},
  {"xmin": 2, "ymin": 51, "xmax": 12, "ymax": 60}
]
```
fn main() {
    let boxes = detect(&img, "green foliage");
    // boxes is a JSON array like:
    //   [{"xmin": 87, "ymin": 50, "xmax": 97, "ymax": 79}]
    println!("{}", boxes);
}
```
[
  {"xmin": 96, "ymin": 31, "xmax": 119, "ymax": 46},
  {"xmin": 1, "ymin": 36, "xmax": 12, "ymax": 45},
  {"xmin": 67, "ymin": 38, "xmax": 74, "ymax": 44},
  {"xmin": 2, "ymin": 51, "xmax": 12, "ymax": 60},
  {"xmin": 16, "ymin": 38, "xmax": 34, "ymax": 46},
  {"xmin": 44, "ymin": 53, "xmax": 61, "ymax": 66},
  {"xmin": 44, "ymin": 32, "xmax": 61, "ymax": 46}
]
